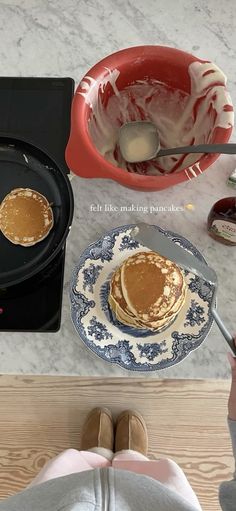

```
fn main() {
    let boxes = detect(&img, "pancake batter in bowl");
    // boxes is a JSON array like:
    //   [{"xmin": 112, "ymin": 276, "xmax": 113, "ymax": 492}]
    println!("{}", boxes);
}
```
[{"xmin": 80, "ymin": 61, "xmax": 234, "ymax": 175}]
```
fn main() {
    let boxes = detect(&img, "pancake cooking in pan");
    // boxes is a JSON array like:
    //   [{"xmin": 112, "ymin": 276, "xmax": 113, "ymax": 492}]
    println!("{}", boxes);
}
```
[{"xmin": 0, "ymin": 188, "xmax": 54, "ymax": 247}]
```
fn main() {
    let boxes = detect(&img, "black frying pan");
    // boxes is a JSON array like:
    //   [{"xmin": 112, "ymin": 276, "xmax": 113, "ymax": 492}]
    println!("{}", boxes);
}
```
[{"xmin": 0, "ymin": 137, "xmax": 74, "ymax": 288}]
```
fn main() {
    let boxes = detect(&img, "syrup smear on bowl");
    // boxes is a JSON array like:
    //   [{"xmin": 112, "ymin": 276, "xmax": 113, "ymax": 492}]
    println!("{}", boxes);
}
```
[{"xmin": 79, "ymin": 62, "xmax": 234, "ymax": 176}]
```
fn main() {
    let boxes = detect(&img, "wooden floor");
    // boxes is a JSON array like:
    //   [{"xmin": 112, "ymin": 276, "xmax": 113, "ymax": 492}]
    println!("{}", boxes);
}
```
[{"xmin": 0, "ymin": 376, "xmax": 234, "ymax": 511}]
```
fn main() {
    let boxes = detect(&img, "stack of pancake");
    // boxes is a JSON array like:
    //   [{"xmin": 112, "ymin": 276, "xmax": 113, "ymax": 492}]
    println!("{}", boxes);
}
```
[
  {"xmin": 109, "ymin": 251, "xmax": 187, "ymax": 331},
  {"xmin": 0, "ymin": 188, "xmax": 54, "ymax": 247}
]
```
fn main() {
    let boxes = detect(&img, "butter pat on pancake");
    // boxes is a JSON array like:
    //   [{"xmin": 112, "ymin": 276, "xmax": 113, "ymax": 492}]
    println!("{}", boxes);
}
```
[{"xmin": 0, "ymin": 188, "xmax": 54, "ymax": 247}]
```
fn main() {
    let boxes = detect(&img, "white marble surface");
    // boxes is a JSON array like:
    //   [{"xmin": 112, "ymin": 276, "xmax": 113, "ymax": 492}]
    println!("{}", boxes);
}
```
[{"xmin": 0, "ymin": 0, "xmax": 236, "ymax": 378}]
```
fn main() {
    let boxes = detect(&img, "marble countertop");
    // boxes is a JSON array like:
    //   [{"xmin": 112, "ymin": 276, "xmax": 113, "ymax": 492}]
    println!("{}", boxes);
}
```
[{"xmin": 0, "ymin": 0, "xmax": 236, "ymax": 378}]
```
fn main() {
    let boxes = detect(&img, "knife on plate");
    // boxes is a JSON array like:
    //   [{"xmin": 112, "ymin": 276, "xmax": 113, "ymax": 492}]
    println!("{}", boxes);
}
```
[{"xmin": 131, "ymin": 222, "xmax": 236, "ymax": 355}]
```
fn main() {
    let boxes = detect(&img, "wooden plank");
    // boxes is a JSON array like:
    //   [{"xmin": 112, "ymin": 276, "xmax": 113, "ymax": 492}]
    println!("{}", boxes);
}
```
[{"xmin": 0, "ymin": 376, "xmax": 234, "ymax": 511}]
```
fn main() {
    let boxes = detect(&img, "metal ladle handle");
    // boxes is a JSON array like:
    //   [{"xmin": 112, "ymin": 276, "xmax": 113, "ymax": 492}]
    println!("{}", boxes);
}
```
[{"xmin": 158, "ymin": 143, "xmax": 236, "ymax": 157}]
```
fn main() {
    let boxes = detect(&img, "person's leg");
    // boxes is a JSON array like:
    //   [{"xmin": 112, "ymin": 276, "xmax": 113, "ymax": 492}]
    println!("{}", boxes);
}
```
[
  {"xmin": 113, "ymin": 454, "xmax": 201, "ymax": 510},
  {"xmin": 140, "ymin": 457, "xmax": 202, "ymax": 511},
  {"xmin": 113, "ymin": 449, "xmax": 148, "ymax": 461},
  {"xmin": 29, "ymin": 448, "xmax": 111, "ymax": 487},
  {"xmin": 88, "ymin": 447, "xmax": 113, "ymax": 461},
  {"xmin": 112, "ymin": 410, "xmax": 202, "ymax": 511},
  {"xmin": 29, "ymin": 408, "xmax": 113, "ymax": 487}
]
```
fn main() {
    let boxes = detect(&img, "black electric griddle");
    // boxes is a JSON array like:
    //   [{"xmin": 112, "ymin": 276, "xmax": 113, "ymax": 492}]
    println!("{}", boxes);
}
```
[{"xmin": 0, "ymin": 77, "xmax": 74, "ymax": 331}]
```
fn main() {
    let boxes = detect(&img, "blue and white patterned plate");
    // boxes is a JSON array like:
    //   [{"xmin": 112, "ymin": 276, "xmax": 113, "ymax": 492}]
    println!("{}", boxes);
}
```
[{"xmin": 70, "ymin": 224, "xmax": 214, "ymax": 372}]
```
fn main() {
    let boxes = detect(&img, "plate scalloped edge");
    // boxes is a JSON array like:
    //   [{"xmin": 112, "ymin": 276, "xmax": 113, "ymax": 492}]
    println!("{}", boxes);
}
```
[{"xmin": 70, "ymin": 224, "xmax": 214, "ymax": 372}]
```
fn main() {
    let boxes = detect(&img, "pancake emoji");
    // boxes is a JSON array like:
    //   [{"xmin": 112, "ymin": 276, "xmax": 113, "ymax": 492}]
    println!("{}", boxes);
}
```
[
  {"xmin": 0, "ymin": 188, "xmax": 54, "ymax": 247},
  {"xmin": 108, "ymin": 251, "xmax": 186, "ymax": 331}
]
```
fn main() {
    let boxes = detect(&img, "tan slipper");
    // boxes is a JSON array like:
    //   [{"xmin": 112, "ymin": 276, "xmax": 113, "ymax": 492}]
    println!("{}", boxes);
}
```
[
  {"xmin": 80, "ymin": 407, "xmax": 114, "ymax": 451},
  {"xmin": 115, "ymin": 409, "xmax": 148, "ymax": 455}
]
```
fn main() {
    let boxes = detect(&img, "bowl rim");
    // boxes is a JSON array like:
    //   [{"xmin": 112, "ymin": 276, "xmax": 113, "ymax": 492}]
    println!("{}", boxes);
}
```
[{"xmin": 66, "ymin": 45, "xmax": 234, "ymax": 187}]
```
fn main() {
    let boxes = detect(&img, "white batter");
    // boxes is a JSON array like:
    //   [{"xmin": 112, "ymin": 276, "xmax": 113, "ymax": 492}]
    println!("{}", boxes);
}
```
[{"xmin": 79, "ymin": 61, "xmax": 234, "ymax": 175}]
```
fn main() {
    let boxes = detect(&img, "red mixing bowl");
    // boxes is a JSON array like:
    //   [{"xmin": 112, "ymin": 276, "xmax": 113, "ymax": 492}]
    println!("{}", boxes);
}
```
[{"xmin": 66, "ymin": 45, "xmax": 234, "ymax": 191}]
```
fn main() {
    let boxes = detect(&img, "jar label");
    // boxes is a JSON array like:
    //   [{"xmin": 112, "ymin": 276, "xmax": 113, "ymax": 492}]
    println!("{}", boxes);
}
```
[{"xmin": 211, "ymin": 220, "xmax": 236, "ymax": 242}]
